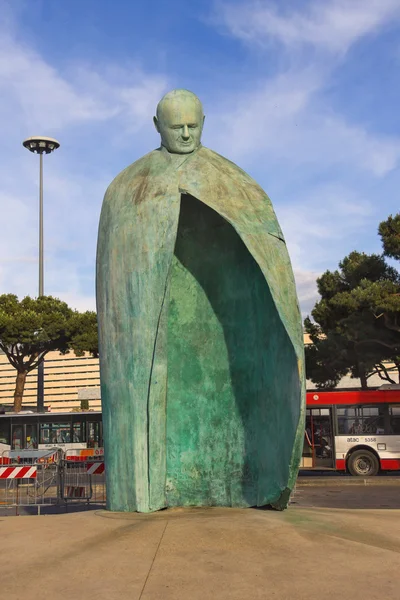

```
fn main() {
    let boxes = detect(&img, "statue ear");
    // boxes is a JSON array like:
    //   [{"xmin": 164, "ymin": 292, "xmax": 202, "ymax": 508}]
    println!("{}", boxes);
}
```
[{"xmin": 153, "ymin": 116, "xmax": 160, "ymax": 133}]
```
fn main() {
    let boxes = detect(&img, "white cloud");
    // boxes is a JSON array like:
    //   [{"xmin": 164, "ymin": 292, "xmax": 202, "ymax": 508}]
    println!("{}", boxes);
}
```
[
  {"xmin": 0, "ymin": 23, "xmax": 169, "ymax": 311},
  {"xmin": 205, "ymin": 67, "xmax": 400, "ymax": 177},
  {"xmin": 205, "ymin": 1, "xmax": 400, "ymax": 316},
  {"xmin": 210, "ymin": 1, "xmax": 400, "ymax": 172},
  {"xmin": 217, "ymin": 0, "xmax": 400, "ymax": 54},
  {"xmin": 278, "ymin": 182, "xmax": 375, "ymax": 265},
  {"xmin": 210, "ymin": 1, "xmax": 400, "ymax": 177},
  {"xmin": 1, "ymin": 0, "xmax": 398, "ymax": 319},
  {"xmin": 0, "ymin": 31, "xmax": 167, "ymax": 134},
  {"xmin": 279, "ymin": 183, "xmax": 378, "ymax": 315},
  {"xmin": 293, "ymin": 269, "xmax": 320, "ymax": 317}
]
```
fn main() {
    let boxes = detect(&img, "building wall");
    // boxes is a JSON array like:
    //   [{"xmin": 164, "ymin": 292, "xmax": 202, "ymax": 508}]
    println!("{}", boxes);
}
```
[
  {"xmin": 0, "ymin": 351, "xmax": 100, "ymax": 413},
  {"xmin": 0, "ymin": 336, "xmax": 396, "ymax": 412}
]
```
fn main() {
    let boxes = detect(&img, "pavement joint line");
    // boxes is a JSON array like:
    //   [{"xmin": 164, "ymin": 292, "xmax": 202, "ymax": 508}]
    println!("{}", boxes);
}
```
[{"xmin": 138, "ymin": 519, "xmax": 169, "ymax": 600}]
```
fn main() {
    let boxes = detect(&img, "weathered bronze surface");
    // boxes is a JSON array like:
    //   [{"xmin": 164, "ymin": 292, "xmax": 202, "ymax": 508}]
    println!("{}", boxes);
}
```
[{"xmin": 96, "ymin": 89, "xmax": 305, "ymax": 512}]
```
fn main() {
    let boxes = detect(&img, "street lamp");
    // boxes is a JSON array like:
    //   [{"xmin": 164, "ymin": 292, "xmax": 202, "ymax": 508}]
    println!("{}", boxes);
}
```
[{"xmin": 22, "ymin": 136, "xmax": 60, "ymax": 412}]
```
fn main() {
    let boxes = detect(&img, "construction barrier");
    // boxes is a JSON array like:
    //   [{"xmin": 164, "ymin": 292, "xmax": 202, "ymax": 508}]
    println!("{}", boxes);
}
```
[
  {"xmin": 86, "ymin": 462, "xmax": 105, "ymax": 475},
  {"xmin": 0, "ymin": 452, "xmax": 11, "ymax": 465},
  {"xmin": 65, "ymin": 448, "xmax": 105, "ymax": 462},
  {"xmin": 0, "ymin": 452, "xmax": 106, "ymax": 515},
  {"xmin": 0, "ymin": 461, "xmax": 59, "ymax": 515},
  {"xmin": 1, "ymin": 448, "xmax": 61, "ymax": 465},
  {"xmin": 59, "ymin": 459, "xmax": 106, "ymax": 506},
  {"xmin": 0, "ymin": 466, "xmax": 37, "ymax": 479}
]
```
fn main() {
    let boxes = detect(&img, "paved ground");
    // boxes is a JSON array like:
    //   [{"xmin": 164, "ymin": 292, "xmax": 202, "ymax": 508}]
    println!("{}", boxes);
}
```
[
  {"xmin": 1, "ymin": 503, "xmax": 400, "ymax": 599},
  {"xmin": 2, "ymin": 476, "xmax": 400, "ymax": 597}
]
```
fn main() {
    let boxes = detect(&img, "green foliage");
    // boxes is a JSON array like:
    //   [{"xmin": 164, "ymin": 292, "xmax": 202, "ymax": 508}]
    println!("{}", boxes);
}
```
[
  {"xmin": 68, "ymin": 311, "xmax": 98, "ymax": 357},
  {"xmin": 379, "ymin": 213, "xmax": 400, "ymax": 260},
  {"xmin": 305, "ymin": 243, "xmax": 400, "ymax": 389},
  {"xmin": 0, "ymin": 294, "xmax": 98, "ymax": 410},
  {"xmin": 304, "ymin": 325, "xmax": 350, "ymax": 389},
  {"xmin": 80, "ymin": 398, "xmax": 89, "ymax": 411}
]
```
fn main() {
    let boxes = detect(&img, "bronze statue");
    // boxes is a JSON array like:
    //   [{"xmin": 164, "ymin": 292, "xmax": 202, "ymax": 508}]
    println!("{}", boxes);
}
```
[{"xmin": 96, "ymin": 89, "xmax": 305, "ymax": 512}]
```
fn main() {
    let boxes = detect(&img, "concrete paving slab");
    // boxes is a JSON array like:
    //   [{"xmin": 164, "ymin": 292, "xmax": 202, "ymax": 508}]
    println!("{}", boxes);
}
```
[{"xmin": 1, "ymin": 507, "xmax": 399, "ymax": 599}]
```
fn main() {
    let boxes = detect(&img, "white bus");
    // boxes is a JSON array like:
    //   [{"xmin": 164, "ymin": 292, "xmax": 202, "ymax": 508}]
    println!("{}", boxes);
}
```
[{"xmin": 0, "ymin": 410, "xmax": 103, "ymax": 462}]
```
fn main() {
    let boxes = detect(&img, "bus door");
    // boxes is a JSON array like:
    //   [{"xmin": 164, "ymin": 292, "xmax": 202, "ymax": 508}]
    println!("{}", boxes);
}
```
[
  {"xmin": 304, "ymin": 407, "xmax": 334, "ymax": 468},
  {"xmin": 11, "ymin": 423, "xmax": 38, "ymax": 450},
  {"xmin": 87, "ymin": 420, "xmax": 103, "ymax": 449},
  {"xmin": 11, "ymin": 424, "xmax": 24, "ymax": 450}
]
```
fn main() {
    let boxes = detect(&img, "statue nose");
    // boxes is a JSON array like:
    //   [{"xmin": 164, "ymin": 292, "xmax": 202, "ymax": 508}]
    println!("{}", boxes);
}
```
[{"xmin": 182, "ymin": 125, "xmax": 190, "ymax": 140}]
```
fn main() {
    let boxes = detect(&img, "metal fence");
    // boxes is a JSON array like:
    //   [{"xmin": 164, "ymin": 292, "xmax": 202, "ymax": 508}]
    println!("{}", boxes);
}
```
[
  {"xmin": 0, "ymin": 450, "xmax": 105, "ymax": 515},
  {"xmin": 59, "ymin": 459, "xmax": 106, "ymax": 506}
]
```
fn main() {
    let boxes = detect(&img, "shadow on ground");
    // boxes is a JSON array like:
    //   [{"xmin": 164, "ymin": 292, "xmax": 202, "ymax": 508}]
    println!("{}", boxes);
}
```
[{"xmin": 0, "ymin": 503, "xmax": 105, "ymax": 516}]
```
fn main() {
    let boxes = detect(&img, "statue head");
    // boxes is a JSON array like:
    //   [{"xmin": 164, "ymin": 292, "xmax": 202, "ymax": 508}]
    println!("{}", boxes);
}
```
[{"xmin": 154, "ymin": 89, "xmax": 205, "ymax": 154}]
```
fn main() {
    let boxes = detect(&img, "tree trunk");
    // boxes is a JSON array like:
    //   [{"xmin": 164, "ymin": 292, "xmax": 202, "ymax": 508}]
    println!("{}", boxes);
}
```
[
  {"xmin": 14, "ymin": 371, "xmax": 28, "ymax": 413},
  {"xmin": 359, "ymin": 370, "xmax": 368, "ymax": 390},
  {"xmin": 395, "ymin": 361, "xmax": 400, "ymax": 384}
]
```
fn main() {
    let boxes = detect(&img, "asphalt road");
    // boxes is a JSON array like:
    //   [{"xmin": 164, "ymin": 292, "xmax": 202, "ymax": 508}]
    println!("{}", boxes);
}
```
[
  {"xmin": 293, "ymin": 480, "xmax": 400, "ymax": 509},
  {"xmin": 2, "ymin": 474, "xmax": 400, "ymax": 514}
]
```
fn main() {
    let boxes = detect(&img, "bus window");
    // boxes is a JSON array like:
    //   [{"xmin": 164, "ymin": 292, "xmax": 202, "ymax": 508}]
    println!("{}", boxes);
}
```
[
  {"xmin": 0, "ymin": 421, "xmax": 9, "ymax": 445},
  {"xmin": 40, "ymin": 423, "xmax": 71, "ymax": 444},
  {"xmin": 337, "ymin": 407, "xmax": 358, "ymax": 434},
  {"xmin": 72, "ymin": 422, "xmax": 85, "ymax": 443},
  {"xmin": 40, "ymin": 424, "xmax": 50, "ymax": 444},
  {"xmin": 361, "ymin": 406, "xmax": 385, "ymax": 434},
  {"xmin": 389, "ymin": 406, "xmax": 400, "ymax": 434},
  {"xmin": 11, "ymin": 425, "xmax": 24, "ymax": 450},
  {"xmin": 25, "ymin": 424, "xmax": 38, "ymax": 449},
  {"xmin": 87, "ymin": 421, "xmax": 102, "ymax": 448},
  {"xmin": 338, "ymin": 406, "xmax": 385, "ymax": 435},
  {"xmin": 51, "ymin": 424, "xmax": 70, "ymax": 444}
]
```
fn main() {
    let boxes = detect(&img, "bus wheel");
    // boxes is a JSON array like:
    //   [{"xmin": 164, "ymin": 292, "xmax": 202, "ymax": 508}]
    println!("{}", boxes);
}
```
[{"xmin": 348, "ymin": 450, "xmax": 379, "ymax": 476}]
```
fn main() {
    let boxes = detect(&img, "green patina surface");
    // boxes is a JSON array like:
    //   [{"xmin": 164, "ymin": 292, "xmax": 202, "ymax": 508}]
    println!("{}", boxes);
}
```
[
  {"xmin": 96, "ymin": 90, "xmax": 305, "ymax": 513},
  {"xmin": 166, "ymin": 195, "xmax": 299, "ymax": 507}
]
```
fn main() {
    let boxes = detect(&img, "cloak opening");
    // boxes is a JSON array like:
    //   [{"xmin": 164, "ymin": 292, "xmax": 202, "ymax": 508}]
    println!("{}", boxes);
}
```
[{"xmin": 165, "ymin": 194, "xmax": 300, "ymax": 507}]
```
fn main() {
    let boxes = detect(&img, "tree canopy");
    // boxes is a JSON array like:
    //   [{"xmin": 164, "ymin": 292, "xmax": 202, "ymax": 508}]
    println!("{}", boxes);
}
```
[
  {"xmin": 379, "ymin": 213, "xmax": 400, "ymax": 260},
  {"xmin": 0, "ymin": 295, "xmax": 98, "ymax": 411},
  {"xmin": 305, "ymin": 213, "xmax": 400, "ymax": 389}
]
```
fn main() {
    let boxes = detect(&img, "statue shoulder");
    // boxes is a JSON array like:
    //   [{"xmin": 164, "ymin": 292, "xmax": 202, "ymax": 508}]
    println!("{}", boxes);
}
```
[
  {"xmin": 105, "ymin": 149, "xmax": 164, "ymax": 197},
  {"xmin": 198, "ymin": 147, "xmax": 259, "ymax": 186},
  {"xmin": 199, "ymin": 146, "xmax": 265, "ymax": 188},
  {"xmin": 197, "ymin": 147, "xmax": 285, "ymax": 242}
]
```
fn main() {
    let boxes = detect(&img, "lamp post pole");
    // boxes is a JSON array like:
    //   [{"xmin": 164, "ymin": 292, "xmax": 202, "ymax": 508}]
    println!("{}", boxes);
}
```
[
  {"xmin": 22, "ymin": 136, "xmax": 60, "ymax": 412},
  {"xmin": 39, "ymin": 151, "xmax": 44, "ymax": 297}
]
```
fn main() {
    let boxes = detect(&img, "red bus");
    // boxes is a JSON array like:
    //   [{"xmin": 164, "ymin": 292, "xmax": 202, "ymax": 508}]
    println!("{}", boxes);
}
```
[{"xmin": 302, "ymin": 388, "xmax": 400, "ymax": 476}]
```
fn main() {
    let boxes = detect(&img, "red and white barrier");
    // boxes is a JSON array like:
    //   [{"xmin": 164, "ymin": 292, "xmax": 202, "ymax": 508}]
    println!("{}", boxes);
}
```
[
  {"xmin": 66, "ymin": 448, "xmax": 104, "ymax": 462},
  {"xmin": 0, "ymin": 466, "xmax": 37, "ymax": 479},
  {"xmin": 86, "ymin": 462, "xmax": 105, "ymax": 475},
  {"xmin": 65, "ymin": 486, "xmax": 86, "ymax": 498}
]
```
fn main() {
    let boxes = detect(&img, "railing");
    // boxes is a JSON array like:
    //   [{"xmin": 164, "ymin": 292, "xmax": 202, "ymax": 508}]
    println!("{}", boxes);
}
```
[
  {"xmin": 59, "ymin": 459, "xmax": 106, "ymax": 507},
  {"xmin": 0, "ymin": 450, "xmax": 105, "ymax": 515}
]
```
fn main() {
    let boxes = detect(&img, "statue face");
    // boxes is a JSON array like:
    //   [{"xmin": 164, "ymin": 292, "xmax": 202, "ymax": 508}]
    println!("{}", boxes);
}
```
[{"xmin": 154, "ymin": 94, "xmax": 204, "ymax": 154}]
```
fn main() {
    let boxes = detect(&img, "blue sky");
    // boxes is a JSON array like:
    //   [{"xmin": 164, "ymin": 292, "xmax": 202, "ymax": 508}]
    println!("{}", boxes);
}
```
[{"xmin": 1, "ymin": 0, "xmax": 399, "ymax": 315}]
